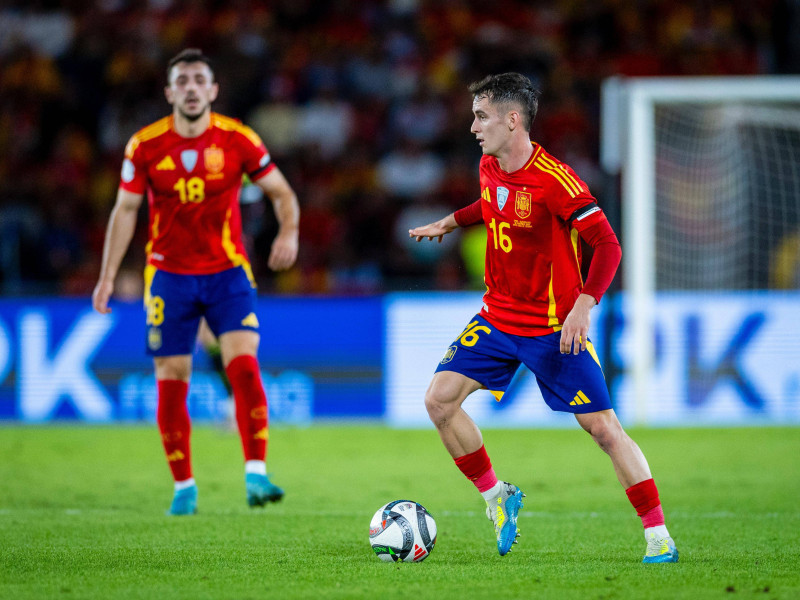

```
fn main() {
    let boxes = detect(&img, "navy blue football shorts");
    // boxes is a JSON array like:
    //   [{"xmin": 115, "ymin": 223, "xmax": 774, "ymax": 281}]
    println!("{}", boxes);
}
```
[
  {"xmin": 434, "ymin": 314, "xmax": 612, "ymax": 414},
  {"xmin": 142, "ymin": 265, "xmax": 259, "ymax": 356}
]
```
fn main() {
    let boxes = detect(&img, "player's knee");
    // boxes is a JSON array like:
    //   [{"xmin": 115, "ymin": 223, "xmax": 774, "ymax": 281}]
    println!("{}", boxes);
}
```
[
  {"xmin": 155, "ymin": 359, "xmax": 191, "ymax": 382},
  {"xmin": 423, "ymin": 392, "xmax": 443, "ymax": 421},
  {"xmin": 424, "ymin": 387, "xmax": 457, "ymax": 424},
  {"xmin": 588, "ymin": 419, "xmax": 624, "ymax": 454}
]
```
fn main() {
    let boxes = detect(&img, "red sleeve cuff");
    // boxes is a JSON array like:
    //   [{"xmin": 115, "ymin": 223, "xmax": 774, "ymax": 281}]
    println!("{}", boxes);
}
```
[
  {"xmin": 454, "ymin": 200, "xmax": 483, "ymax": 227},
  {"xmin": 119, "ymin": 181, "xmax": 146, "ymax": 195},
  {"xmin": 577, "ymin": 215, "xmax": 621, "ymax": 303}
]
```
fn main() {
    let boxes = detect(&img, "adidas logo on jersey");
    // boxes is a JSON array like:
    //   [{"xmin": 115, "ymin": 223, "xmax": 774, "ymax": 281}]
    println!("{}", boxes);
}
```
[{"xmin": 156, "ymin": 155, "xmax": 176, "ymax": 170}]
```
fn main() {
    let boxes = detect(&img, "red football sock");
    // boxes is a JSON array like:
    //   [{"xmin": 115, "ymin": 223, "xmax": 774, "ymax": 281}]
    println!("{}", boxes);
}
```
[
  {"xmin": 641, "ymin": 504, "xmax": 665, "ymax": 529},
  {"xmin": 625, "ymin": 478, "xmax": 665, "ymax": 528},
  {"xmin": 226, "ymin": 354, "xmax": 268, "ymax": 462},
  {"xmin": 156, "ymin": 379, "xmax": 192, "ymax": 482},
  {"xmin": 454, "ymin": 445, "xmax": 498, "ymax": 493}
]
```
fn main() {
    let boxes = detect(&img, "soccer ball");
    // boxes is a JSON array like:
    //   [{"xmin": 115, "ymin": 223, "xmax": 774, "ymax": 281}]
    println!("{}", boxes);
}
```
[{"xmin": 369, "ymin": 500, "xmax": 437, "ymax": 562}]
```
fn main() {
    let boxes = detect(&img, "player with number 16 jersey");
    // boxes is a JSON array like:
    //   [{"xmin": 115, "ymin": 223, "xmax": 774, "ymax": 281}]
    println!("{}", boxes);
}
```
[
  {"xmin": 472, "ymin": 143, "xmax": 606, "ymax": 337},
  {"xmin": 408, "ymin": 72, "xmax": 678, "ymax": 564}
]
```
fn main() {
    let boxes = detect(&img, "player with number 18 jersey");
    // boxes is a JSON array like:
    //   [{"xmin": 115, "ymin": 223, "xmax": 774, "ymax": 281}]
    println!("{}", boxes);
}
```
[
  {"xmin": 120, "ymin": 112, "xmax": 274, "ymax": 277},
  {"xmin": 94, "ymin": 50, "xmax": 300, "ymax": 515}
]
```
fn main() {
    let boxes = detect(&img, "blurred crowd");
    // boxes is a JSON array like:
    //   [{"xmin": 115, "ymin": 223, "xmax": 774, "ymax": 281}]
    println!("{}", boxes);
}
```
[{"xmin": 1, "ymin": 0, "xmax": 798, "ymax": 296}]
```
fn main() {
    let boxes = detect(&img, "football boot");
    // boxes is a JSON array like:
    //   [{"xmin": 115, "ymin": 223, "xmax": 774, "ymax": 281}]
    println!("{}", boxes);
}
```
[{"xmin": 485, "ymin": 481, "xmax": 525, "ymax": 556}]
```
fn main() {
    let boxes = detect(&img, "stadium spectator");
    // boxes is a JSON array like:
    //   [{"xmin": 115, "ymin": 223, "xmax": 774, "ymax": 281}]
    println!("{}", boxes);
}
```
[
  {"xmin": 91, "ymin": 48, "xmax": 300, "ymax": 515},
  {"xmin": 0, "ymin": 1, "xmax": 796, "ymax": 295},
  {"xmin": 297, "ymin": 87, "xmax": 355, "ymax": 159},
  {"xmin": 246, "ymin": 82, "xmax": 302, "ymax": 156},
  {"xmin": 377, "ymin": 137, "xmax": 446, "ymax": 199},
  {"xmin": 390, "ymin": 87, "xmax": 448, "ymax": 145}
]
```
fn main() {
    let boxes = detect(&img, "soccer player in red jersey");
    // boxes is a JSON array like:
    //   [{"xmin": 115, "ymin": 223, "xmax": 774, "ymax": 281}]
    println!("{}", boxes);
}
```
[
  {"xmin": 409, "ymin": 73, "xmax": 678, "ymax": 562},
  {"xmin": 92, "ymin": 49, "xmax": 300, "ymax": 515}
]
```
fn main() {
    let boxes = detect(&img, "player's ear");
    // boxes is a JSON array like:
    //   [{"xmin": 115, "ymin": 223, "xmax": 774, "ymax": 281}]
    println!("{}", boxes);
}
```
[
  {"xmin": 209, "ymin": 82, "xmax": 219, "ymax": 103},
  {"xmin": 507, "ymin": 110, "xmax": 519, "ymax": 131},
  {"xmin": 165, "ymin": 86, "xmax": 174, "ymax": 105}
]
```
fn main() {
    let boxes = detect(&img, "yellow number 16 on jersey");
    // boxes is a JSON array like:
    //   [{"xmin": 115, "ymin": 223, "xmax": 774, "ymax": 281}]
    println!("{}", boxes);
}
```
[{"xmin": 488, "ymin": 218, "xmax": 512, "ymax": 253}]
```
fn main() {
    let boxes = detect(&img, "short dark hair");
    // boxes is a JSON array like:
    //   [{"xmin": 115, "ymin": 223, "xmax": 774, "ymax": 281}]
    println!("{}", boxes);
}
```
[
  {"xmin": 166, "ymin": 48, "xmax": 214, "ymax": 82},
  {"xmin": 468, "ymin": 73, "xmax": 541, "ymax": 130}
]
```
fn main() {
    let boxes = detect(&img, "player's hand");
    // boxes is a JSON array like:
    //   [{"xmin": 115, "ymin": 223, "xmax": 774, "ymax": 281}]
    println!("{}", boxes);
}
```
[
  {"xmin": 268, "ymin": 229, "xmax": 299, "ymax": 271},
  {"xmin": 92, "ymin": 280, "xmax": 114, "ymax": 314},
  {"xmin": 559, "ymin": 293, "xmax": 596, "ymax": 355},
  {"xmin": 409, "ymin": 216, "xmax": 457, "ymax": 243}
]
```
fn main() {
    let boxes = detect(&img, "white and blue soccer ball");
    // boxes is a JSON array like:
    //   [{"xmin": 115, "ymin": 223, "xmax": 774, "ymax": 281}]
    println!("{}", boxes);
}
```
[{"xmin": 369, "ymin": 500, "xmax": 437, "ymax": 562}]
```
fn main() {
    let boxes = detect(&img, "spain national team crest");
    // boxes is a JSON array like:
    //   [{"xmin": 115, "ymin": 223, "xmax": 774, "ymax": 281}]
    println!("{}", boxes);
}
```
[
  {"xmin": 496, "ymin": 187, "xmax": 509, "ymax": 211},
  {"xmin": 204, "ymin": 145, "xmax": 225, "ymax": 174},
  {"xmin": 515, "ymin": 191, "xmax": 532, "ymax": 219}
]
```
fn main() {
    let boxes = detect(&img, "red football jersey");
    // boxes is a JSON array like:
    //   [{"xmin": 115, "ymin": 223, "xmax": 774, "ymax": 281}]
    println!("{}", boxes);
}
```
[
  {"xmin": 119, "ymin": 113, "xmax": 275, "ymax": 275},
  {"xmin": 477, "ymin": 143, "xmax": 604, "ymax": 336}
]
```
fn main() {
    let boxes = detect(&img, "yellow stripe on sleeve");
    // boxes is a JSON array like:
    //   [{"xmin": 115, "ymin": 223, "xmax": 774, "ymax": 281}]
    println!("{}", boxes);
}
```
[
  {"xmin": 138, "ymin": 117, "xmax": 172, "ymax": 141},
  {"xmin": 124, "ymin": 137, "xmax": 139, "ymax": 159},
  {"xmin": 126, "ymin": 117, "xmax": 172, "ymax": 158},
  {"xmin": 212, "ymin": 114, "xmax": 264, "ymax": 148},
  {"xmin": 534, "ymin": 160, "xmax": 578, "ymax": 198},
  {"xmin": 538, "ymin": 155, "xmax": 584, "ymax": 195}
]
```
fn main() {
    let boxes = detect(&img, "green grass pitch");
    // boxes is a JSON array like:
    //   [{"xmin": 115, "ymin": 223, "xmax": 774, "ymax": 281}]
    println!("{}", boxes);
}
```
[{"xmin": 1, "ymin": 424, "xmax": 798, "ymax": 599}]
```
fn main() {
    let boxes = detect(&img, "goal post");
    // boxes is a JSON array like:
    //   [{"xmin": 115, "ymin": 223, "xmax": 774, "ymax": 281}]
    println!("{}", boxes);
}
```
[{"xmin": 601, "ymin": 76, "xmax": 800, "ymax": 424}]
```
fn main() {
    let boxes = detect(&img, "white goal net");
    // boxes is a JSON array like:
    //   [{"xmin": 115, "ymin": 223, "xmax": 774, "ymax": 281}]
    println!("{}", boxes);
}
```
[
  {"xmin": 602, "ymin": 76, "xmax": 800, "ymax": 422},
  {"xmin": 654, "ymin": 103, "xmax": 800, "ymax": 290}
]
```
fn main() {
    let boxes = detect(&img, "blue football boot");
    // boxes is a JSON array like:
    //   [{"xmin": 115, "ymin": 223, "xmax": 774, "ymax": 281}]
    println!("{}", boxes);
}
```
[
  {"xmin": 246, "ymin": 473, "xmax": 285, "ymax": 507},
  {"xmin": 642, "ymin": 532, "xmax": 679, "ymax": 563},
  {"xmin": 167, "ymin": 484, "xmax": 198, "ymax": 516},
  {"xmin": 485, "ymin": 482, "xmax": 525, "ymax": 556}
]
